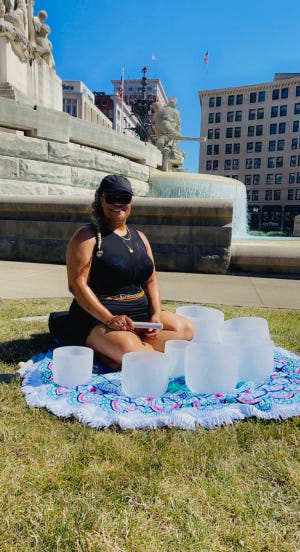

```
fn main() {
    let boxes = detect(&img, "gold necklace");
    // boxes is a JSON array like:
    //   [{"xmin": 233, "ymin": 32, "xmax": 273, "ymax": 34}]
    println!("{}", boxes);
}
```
[{"xmin": 118, "ymin": 226, "xmax": 134, "ymax": 253}]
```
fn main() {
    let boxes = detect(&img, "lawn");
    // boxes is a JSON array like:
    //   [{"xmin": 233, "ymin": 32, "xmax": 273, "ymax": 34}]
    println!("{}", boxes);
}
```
[{"xmin": 0, "ymin": 298, "xmax": 299, "ymax": 552}]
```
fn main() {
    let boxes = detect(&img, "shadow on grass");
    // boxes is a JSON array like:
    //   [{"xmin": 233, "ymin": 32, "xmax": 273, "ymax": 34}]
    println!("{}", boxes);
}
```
[{"xmin": 1, "ymin": 332, "xmax": 53, "ymax": 365}]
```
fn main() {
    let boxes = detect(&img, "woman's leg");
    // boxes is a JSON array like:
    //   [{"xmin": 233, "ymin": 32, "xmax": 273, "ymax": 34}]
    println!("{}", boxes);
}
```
[
  {"xmin": 86, "ymin": 323, "xmax": 155, "ymax": 368},
  {"xmin": 142, "ymin": 311, "xmax": 195, "ymax": 352}
]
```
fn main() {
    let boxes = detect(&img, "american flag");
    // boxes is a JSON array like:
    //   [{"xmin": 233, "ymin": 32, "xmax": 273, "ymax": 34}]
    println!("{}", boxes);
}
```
[{"xmin": 204, "ymin": 51, "xmax": 209, "ymax": 64}]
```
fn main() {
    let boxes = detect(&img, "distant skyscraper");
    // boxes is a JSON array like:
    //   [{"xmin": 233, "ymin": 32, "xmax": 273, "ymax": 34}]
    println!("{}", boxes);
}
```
[{"xmin": 199, "ymin": 73, "xmax": 300, "ymax": 234}]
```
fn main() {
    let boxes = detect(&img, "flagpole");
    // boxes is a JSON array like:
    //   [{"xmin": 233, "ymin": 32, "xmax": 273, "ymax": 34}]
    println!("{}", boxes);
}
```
[
  {"xmin": 120, "ymin": 67, "xmax": 124, "ymax": 133},
  {"xmin": 204, "ymin": 51, "xmax": 209, "ymax": 90}
]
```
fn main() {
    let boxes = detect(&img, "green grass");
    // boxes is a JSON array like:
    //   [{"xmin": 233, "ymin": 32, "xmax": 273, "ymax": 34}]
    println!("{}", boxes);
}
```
[{"xmin": 0, "ymin": 299, "xmax": 300, "ymax": 551}]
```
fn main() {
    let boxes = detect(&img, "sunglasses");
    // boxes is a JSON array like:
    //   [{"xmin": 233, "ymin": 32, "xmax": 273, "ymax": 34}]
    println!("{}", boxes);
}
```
[{"xmin": 103, "ymin": 192, "xmax": 132, "ymax": 205}]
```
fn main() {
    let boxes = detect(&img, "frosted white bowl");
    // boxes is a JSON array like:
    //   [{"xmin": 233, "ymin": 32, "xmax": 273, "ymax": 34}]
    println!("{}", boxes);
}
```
[
  {"xmin": 121, "ymin": 351, "xmax": 170, "ymax": 398},
  {"xmin": 164, "ymin": 339, "xmax": 191, "ymax": 378},
  {"xmin": 223, "ymin": 317, "xmax": 270, "ymax": 340},
  {"xmin": 185, "ymin": 342, "xmax": 238, "ymax": 395},
  {"xmin": 176, "ymin": 305, "xmax": 224, "ymax": 343},
  {"xmin": 52, "ymin": 346, "xmax": 94, "ymax": 387}
]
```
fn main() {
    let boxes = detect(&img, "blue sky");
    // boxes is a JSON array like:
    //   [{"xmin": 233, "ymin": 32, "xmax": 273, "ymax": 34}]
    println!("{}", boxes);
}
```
[{"xmin": 35, "ymin": 0, "xmax": 300, "ymax": 173}]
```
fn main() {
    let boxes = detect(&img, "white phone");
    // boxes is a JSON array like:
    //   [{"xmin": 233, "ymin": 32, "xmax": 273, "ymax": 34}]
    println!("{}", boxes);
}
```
[{"xmin": 133, "ymin": 321, "xmax": 163, "ymax": 330}]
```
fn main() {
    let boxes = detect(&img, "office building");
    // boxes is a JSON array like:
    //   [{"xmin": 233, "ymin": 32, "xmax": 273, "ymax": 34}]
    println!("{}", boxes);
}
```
[
  {"xmin": 62, "ymin": 81, "xmax": 112, "ymax": 128},
  {"xmin": 199, "ymin": 74, "xmax": 300, "ymax": 234}
]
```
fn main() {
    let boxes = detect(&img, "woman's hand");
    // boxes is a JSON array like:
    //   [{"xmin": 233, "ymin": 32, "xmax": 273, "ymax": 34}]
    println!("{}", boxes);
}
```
[
  {"xmin": 144, "ymin": 312, "xmax": 162, "ymax": 338},
  {"xmin": 105, "ymin": 315, "xmax": 134, "ymax": 332}
]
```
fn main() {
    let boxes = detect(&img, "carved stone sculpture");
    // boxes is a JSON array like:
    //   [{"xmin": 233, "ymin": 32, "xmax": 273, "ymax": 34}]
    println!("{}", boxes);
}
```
[
  {"xmin": 0, "ymin": 0, "xmax": 55, "ymax": 66},
  {"xmin": 32, "ymin": 9, "xmax": 54, "ymax": 67},
  {"xmin": 151, "ymin": 97, "xmax": 185, "ymax": 171}
]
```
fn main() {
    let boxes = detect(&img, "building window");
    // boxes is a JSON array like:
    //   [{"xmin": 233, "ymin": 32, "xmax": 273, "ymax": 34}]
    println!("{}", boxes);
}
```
[
  {"xmin": 272, "ymin": 89, "xmax": 279, "ymax": 100},
  {"xmin": 293, "ymin": 121, "xmax": 299, "ymax": 132},
  {"xmin": 215, "ymin": 112, "xmax": 221, "ymax": 123},
  {"xmin": 275, "ymin": 174, "xmax": 282, "ymax": 185},
  {"xmin": 290, "ymin": 155, "xmax": 297, "ymax": 167},
  {"xmin": 269, "ymin": 140, "xmax": 276, "ymax": 151},
  {"xmin": 245, "ymin": 175, "xmax": 251, "ymax": 185},
  {"xmin": 227, "ymin": 111, "xmax": 234, "ymax": 122},
  {"xmin": 225, "ymin": 143, "xmax": 232, "ymax": 154},
  {"xmin": 250, "ymin": 92, "xmax": 257, "ymax": 103},
  {"xmin": 268, "ymin": 157, "xmax": 275, "ymax": 168},
  {"xmin": 278, "ymin": 122, "xmax": 286, "ymax": 133},
  {"xmin": 274, "ymin": 190, "xmax": 281, "ymax": 200},
  {"xmin": 207, "ymin": 145, "xmax": 212, "ymax": 155},
  {"xmin": 276, "ymin": 156, "xmax": 283, "ymax": 168},
  {"xmin": 271, "ymin": 106, "xmax": 278, "ymax": 118},
  {"xmin": 232, "ymin": 159, "xmax": 239, "ymax": 170},
  {"xmin": 270, "ymin": 123, "xmax": 277, "ymax": 134},
  {"xmin": 235, "ymin": 110, "xmax": 242, "ymax": 121},
  {"xmin": 246, "ymin": 159, "xmax": 253, "ymax": 169},
  {"xmin": 265, "ymin": 190, "xmax": 272, "ymax": 200},
  {"xmin": 214, "ymin": 129, "xmax": 220, "ymax": 139},
  {"xmin": 247, "ymin": 142, "xmax": 254, "ymax": 153},
  {"xmin": 294, "ymin": 103, "xmax": 300, "ymax": 115},
  {"xmin": 252, "ymin": 191, "xmax": 259, "ymax": 201},
  {"xmin": 257, "ymin": 108, "xmax": 264, "ymax": 119},
  {"xmin": 297, "ymin": 173, "xmax": 300, "ymax": 183},
  {"xmin": 216, "ymin": 96, "xmax": 222, "ymax": 106},
  {"xmin": 258, "ymin": 91, "xmax": 265, "ymax": 102},
  {"xmin": 233, "ymin": 143, "xmax": 240, "ymax": 154},
  {"xmin": 266, "ymin": 174, "xmax": 274, "ymax": 184},
  {"xmin": 254, "ymin": 158, "xmax": 261, "ymax": 169},
  {"xmin": 249, "ymin": 109, "xmax": 256, "ymax": 120},
  {"xmin": 213, "ymin": 160, "xmax": 218, "ymax": 170},
  {"xmin": 280, "ymin": 105, "xmax": 287, "ymax": 116},
  {"xmin": 226, "ymin": 128, "xmax": 233, "ymax": 138},
  {"xmin": 248, "ymin": 126, "xmax": 255, "ymax": 137},
  {"xmin": 209, "ymin": 97, "xmax": 215, "ymax": 107},
  {"xmin": 224, "ymin": 160, "xmax": 231, "ymax": 170},
  {"xmin": 296, "ymin": 189, "xmax": 300, "ymax": 200},
  {"xmin": 289, "ymin": 173, "xmax": 295, "ymax": 184},
  {"xmin": 281, "ymin": 88, "xmax": 288, "ymax": 98},
  {"xmin": 207, "ymin": 129, "xmax": 213, "ymax": 139},
  {"xmin": 256, "ymin": 125, "xmax": 263, "ymax": 136},
  {"xmin": 277, "ymin": 139, "xmax": 285, "ymax": 151},
  {"xmin": 255, "ymin": 142, "xmax": 262, "ymax": 152},
  {"xmin": 234, "ymin": 127, "xmax": 241, "ymax": 138},
  {"xmin": 236, "ymin": 94, "xmax": 243, "ymax": 104},
  {"xmin": 247, "ymin": 190, "xmax": 251, "ymax": 200},
  {"xmin": 288, "ymin": 189, "xmax": 294, "ymax": 200},
  {"xmin": 214, "ymin": 144, "xmax": 219, "ymax": 155},
  {"xmin": 291, "ymin": 138, "xmax": 298, "ymax": 149},
  {"xmin": 231, "ymin": 175, "xmax": 239, "ymax": 180},
  {"xmin": 228, "ymin": 95, "xmax": 234, "ymax": 105},
  {"xmin": 208, "ymin": 113, "xmax": 214, "ymax": 123},
  {"xmin": 253, "ymin": 174, "xmax": 260, "ymax": 185},
  {"xmin": 296, "ymin": 86, "xmax": 300, "ymax": 97},
  {"xmin": 206, "ymin": 160, "xmax": 212, "ymax": 170}
]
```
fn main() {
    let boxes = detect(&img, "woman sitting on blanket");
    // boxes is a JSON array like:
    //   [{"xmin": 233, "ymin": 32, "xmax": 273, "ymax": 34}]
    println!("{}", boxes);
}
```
[{"xmin": 66, "ymin": 174, "xmax": 194, "ymax": 370}]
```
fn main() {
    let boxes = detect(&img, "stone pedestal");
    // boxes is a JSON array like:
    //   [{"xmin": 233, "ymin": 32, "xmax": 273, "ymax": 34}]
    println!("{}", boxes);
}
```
[{"xmin": 0, "ymin": 37, "xmax": 62, "ymax": 110}]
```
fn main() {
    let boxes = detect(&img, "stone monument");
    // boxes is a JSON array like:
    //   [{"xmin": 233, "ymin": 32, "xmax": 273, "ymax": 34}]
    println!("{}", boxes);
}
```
[
  {"xmin": 151, "ymin": 97, "xmax": 207, "ymax": 171},
  {"xmin": 0, "ymin": 0, "xmax": 61, "ymax": 109}
]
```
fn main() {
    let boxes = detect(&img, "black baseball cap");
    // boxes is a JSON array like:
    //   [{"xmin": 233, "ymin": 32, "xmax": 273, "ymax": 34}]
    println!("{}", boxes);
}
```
[{"xmin": 99, "ymin": 175, "xmax": 133, "ymax": 195}]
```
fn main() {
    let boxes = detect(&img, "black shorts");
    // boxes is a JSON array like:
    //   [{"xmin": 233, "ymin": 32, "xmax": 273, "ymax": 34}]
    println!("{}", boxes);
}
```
[{"xmin": 68, "ymin": 295, "xmax": 150, "ymax": 345}]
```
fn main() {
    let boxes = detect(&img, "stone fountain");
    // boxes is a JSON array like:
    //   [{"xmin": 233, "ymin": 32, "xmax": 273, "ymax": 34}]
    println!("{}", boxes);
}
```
[{"xmin": 0, "ymin": 1, "xmax": 299, "ymax": 275}]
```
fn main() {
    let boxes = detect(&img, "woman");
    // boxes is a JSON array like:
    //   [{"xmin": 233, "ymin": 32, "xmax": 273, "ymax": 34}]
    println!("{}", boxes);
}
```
[{"xmin": 66, "ymin": 174, "xmax": 194, "ymax": 369}]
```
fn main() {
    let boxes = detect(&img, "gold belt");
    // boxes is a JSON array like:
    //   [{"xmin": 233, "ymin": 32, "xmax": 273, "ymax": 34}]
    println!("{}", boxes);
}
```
[{"xmin": 99, "ymin": 290, "xmax": 145, "ymax": 302}]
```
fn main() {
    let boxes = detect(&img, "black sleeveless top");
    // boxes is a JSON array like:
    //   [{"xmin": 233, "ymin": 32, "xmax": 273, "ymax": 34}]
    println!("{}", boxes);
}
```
[
  {"xmin": 89, "ymin": 225, "xmax": 154, "ymax": 296},
  {"xmin": 68, "ymin": 225, "xmax": 155, "ymax": 344}
]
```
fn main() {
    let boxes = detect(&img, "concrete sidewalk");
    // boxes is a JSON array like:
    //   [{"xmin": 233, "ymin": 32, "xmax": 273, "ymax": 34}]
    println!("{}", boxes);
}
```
[{"xmin": 0, "ymin": 261, "xmax": 299, "ymax": 310}]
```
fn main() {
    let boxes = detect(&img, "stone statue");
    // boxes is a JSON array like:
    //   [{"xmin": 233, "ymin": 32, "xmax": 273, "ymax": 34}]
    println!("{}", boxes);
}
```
[
  {"xmin": 0, "ymin": 0, "xmax": 55, "ymax": 66},
  {"xmin": 151, "ymin": 97, "xmax": 185, "ymax": 171},
  {"xmin": 31, "ymin": 9, "xmax": 54, "ymax": 67},
  {"xmin": 0, "ymin": 0, "xmax": 29, "ymax": 61}
]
